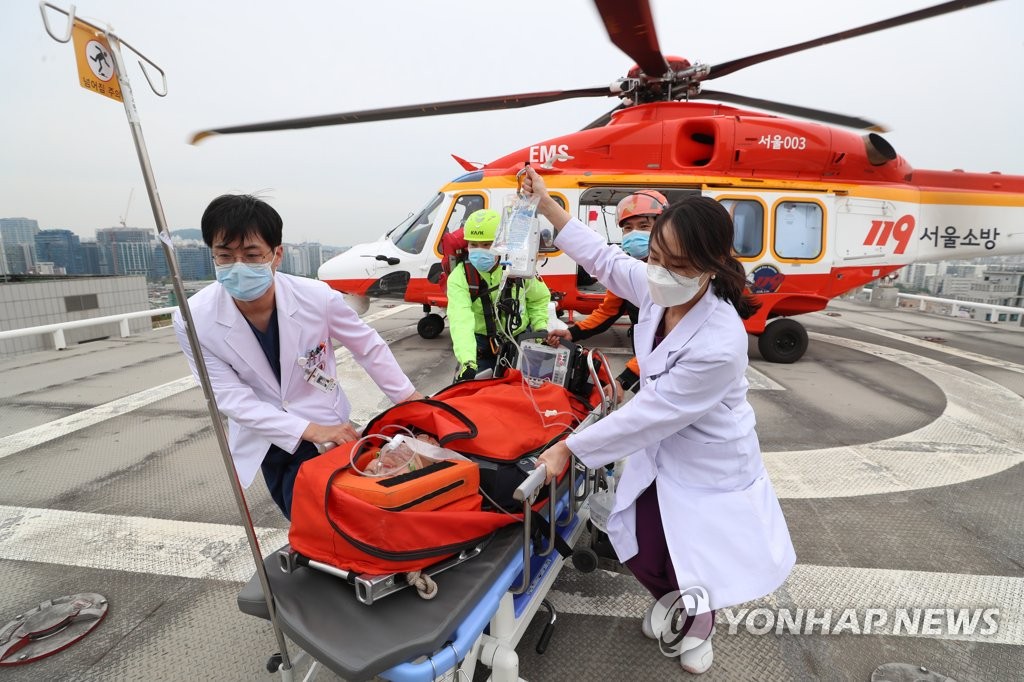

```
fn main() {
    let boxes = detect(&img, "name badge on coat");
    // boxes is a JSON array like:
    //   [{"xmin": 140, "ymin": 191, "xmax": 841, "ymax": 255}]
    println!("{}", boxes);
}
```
[{"xmin": 298, "ymin": 341, "xmax": 337, "ymax": 394}]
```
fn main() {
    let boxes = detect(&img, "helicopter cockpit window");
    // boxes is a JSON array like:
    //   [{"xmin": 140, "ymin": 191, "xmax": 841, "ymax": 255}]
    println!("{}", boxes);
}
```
[
  {"xmin": 774, "ymin": 201, "xmax": 823, "ymax": 260},
  {"xmin": 718, "ymin": 199, "xmax": 764, "ymax": 258},
  {"xmin": 390, "ymin": 193, "xmax": 444, "ymax": 254},
  {"xmin": 444, "ymin": 194, "xmax": 486, "ymax": 232}
]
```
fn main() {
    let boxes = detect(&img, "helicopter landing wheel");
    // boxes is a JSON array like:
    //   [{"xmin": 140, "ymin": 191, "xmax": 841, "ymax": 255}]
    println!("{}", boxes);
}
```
[
  {"xmin": 417, "ymin": 313, "xmax": 445, "ymax": 339},
  {"xmin": 758, "ymin": 318, "xmax": 808, "ymax": 364}
]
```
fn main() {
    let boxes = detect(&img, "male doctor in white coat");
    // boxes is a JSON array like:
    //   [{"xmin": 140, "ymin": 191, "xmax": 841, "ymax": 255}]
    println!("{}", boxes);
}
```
[
  {"xmin": 523, "ymin": 168, "xmax": 795, "ymax": 675},
  {"xmin": 173, "ymin": 194, "xmax": 422, "ymax": 519}
]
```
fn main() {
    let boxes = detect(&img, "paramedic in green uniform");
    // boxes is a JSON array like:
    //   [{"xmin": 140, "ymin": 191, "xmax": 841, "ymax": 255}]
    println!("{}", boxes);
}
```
[{"xmin": 447, "ymin": 208, "xmax": 551, "ymax": 381}]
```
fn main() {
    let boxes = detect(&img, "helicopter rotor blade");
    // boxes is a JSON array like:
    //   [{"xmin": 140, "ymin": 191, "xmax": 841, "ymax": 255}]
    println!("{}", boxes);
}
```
[
  {"xmin": 706, "ymin": 0, "xmax": 999, "ymax": 81},
  {"xmin": 190, "ymin": 86, "xmax": 616, "ymax": 143},
  {"xmin": 695, "ymin": 89, "xmax": 888, "ymax": 132},
  {"xmin": 593, "ymin": 0, "xmax": 668, "ymax": 78}
]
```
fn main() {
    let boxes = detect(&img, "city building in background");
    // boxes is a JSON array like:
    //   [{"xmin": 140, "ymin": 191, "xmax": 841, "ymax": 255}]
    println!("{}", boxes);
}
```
[
  {"xmin": 895, "ymin": 256, "xmax": 1024, "ymax": 325},
  {"xmin": 0, "ymin": 217, "xmax": 40, "ymax": 275},
  {"xmin": 79, "ymin": 239, "xmax": 106, "ymax": 275},
  {"xmin": 3, "ymin": 217, "xmax": 350, "ymax": 283},
  {"xmin": 35, "ymin": 229, "xmax": 85, "ymax": 275},
  {"xmin": 173, "ymin": 242, "xmax": 215, "ymax": 281},
  {"xmin": 280, "ymin": 242, "xmax": 324, "ymax": 277},
  {"xmin": 95, "ymin": 227, "xmax": 154, "ymax": 276}
]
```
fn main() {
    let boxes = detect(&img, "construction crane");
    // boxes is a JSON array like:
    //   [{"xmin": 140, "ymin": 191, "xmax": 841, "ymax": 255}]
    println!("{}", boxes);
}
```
[{"xmin": 119, "ymin": 188, "xmax": 134, "ymax": 228}]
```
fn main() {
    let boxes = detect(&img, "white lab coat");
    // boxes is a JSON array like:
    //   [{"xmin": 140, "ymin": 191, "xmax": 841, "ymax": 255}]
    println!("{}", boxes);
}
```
[
  {"xmin": 173, "ymin": 272, "xmax": 414, "ymax": 489},
  {"xmin": 558, "ymin": 219, "xmax": 795, "ymax": 609}
]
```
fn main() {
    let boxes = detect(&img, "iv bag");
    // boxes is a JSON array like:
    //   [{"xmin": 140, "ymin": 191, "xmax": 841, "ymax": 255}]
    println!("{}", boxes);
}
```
[{"xmin": 494, "ymin": 194, "xmax": 541, "ymax": 278}]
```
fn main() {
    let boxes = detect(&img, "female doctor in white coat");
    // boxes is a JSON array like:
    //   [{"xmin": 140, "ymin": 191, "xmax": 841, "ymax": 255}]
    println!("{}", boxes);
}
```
[{"xmin": 523, "ymin": 168, "xmax": 795, "ymax": 675}]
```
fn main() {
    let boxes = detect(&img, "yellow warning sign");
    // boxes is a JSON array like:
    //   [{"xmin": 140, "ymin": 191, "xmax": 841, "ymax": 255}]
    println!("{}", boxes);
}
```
[{"xmin": 71, "ymin": 20, "xmax": 122, "ymax": 102}]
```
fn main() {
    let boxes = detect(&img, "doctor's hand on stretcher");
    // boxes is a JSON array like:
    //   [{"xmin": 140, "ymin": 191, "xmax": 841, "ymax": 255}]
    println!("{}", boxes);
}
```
[
  {"xmin": 603, "ymin": 380, "xmax": 625, "ymax": 405},
  {"xmin": 537, "ymin": 441, "xmax": 573, "ymax": 484},
  {"xmin": 302, "ymin": 422, "xmax": 360, "ymax": 448}
]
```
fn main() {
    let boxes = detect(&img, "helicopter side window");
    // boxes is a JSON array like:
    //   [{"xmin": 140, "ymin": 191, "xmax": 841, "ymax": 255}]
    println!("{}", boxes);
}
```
[
  {"xmin": 444, "ymin": 194, "xmax": 486, "ymax": 231},
  {"xmin": 719, "ymin": 199, "xmax": 764, "ymax": 258},
  {"xmin": 539, "ymin": 195, "xmax": 566, "ymax": 253},
  {"xmin": 774, "ymin": 201, "xmax": 823, "ymax": 260},
  {"xmin": 391, "ymin": 193, "xmax": 444, "ymax": 254}
]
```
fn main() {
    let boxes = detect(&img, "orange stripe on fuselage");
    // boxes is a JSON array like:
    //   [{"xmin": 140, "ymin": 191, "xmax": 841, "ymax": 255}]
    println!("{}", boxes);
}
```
[{"xmin": 444, "ymin": 173, "xmax": 1024, "ymax": 208}]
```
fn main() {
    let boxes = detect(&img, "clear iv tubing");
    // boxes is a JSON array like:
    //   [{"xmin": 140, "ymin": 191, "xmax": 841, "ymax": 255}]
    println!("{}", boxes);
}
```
[{"xmin": 347, "ymin": 425, "xmax": 417, "ymax": 477}]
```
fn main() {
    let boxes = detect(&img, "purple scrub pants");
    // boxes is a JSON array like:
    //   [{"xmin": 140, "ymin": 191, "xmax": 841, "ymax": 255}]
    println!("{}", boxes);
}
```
[{"xmin": 625, "ymin": 481, "xmax": 715, "ymax": 640}]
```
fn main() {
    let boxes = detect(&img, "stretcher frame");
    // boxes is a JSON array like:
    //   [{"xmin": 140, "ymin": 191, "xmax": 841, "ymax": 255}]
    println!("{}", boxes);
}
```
[
  {"xmin": 239, "ymin": 354, "xmax": 613, "ymax": 681},
  {"xmin": 240, "ymin": 453, "xmax": 599, "ymax": 681}
]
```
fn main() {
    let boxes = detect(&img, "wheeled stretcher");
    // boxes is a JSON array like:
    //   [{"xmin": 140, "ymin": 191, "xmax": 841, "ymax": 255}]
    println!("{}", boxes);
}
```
[
  {"xmin": 238, "ymin": 355, "xmax": 614, "ymax": 681},
  {"xmin": 238, "ymin": 445, "xmax": 600, "ymax": 681}
]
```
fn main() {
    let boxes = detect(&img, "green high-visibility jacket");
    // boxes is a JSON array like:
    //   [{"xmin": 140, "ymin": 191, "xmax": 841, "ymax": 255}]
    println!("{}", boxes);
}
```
[{"xmin": 446, "ymin": 262, "xmax": 551, "ymax": 368}]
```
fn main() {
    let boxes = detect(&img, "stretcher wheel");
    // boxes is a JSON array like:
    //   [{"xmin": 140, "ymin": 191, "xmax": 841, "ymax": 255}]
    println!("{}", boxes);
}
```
[
  {"xmin": 417, "ymin": 313, "xmax": 445, "ymax": 339},
  {"xmin": 571, "ymin": 547, "xmax": 599, "ymax": 573},
  {"xmin": 266, "ymin": 653, "xmax": 283, "ymax": 673}
]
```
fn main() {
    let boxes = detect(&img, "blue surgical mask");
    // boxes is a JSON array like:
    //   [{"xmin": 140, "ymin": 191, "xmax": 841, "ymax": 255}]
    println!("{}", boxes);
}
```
[
  {"xmin": 467, "ymin": 248, "xmax": 497, "ymax": 272},
  {"xmin": 216, "ymin": 262, "xmax": 275, "ymax": 301},
  {"xmin": 621, "ymin": 231, "xmax": 650, "ymax": 259}
]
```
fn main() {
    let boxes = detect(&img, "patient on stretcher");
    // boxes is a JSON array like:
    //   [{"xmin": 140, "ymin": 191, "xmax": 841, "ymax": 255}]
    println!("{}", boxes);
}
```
[{"xmin": 361, "ymin": 433, "xmax": 464, "ymax": 476}]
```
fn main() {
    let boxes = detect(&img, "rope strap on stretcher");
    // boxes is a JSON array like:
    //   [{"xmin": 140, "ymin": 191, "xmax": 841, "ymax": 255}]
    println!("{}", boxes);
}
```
[{"xmin": 406, "ymin": 571, "xmax": 439, "ymax": 600}]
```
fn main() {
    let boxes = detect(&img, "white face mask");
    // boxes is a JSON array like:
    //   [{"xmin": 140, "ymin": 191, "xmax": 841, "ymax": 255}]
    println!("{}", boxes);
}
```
[{"xmin": 646, "ymin": 263, "xmax": 708, "ymax": 307}]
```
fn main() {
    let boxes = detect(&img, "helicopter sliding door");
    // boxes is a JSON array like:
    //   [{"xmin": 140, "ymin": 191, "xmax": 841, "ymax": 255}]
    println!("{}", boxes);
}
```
[
  {"xmin": 831, "ymin": 197, "xmax": 916, "ymax": 264},
  {"xmin": 577, "ymin": 186, "xmax": 699, "ymax": 291}
]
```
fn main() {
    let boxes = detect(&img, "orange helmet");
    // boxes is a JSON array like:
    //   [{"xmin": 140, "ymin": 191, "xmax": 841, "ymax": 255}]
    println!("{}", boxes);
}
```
[{"xmin": 615, "ymin": 190, "xmax": 668, "ymax": 227}]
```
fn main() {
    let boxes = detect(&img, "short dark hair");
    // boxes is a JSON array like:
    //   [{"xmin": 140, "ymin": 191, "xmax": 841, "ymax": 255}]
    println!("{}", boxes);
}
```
[
  {"xmin": 651, "ymin": 195, "xmax": 761, "ymax": 319},
  {"xmin": 200, "ymin": 194, "xmax": 283, "ymax": 248}
]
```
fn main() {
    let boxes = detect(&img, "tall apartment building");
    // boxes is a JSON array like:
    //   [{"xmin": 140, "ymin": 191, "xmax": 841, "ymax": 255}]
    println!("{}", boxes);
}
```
[
  {"xmin": 79, "ymin": 239, "xmax": 106, "ymax": 275},
  {"xmin": 95, "ymin": 227, "xmax": 154, "ymax": 276},
  {"xmin": 0, "ymin": 217, "xmax": 41, "ymax": 275},
  {"xmin": 281, "ymin": 242, "xmax": 325, "ymax": 277},
  {"xmin": 35, "ymin": 229, "xmax": 85, "ymax": 275},
  {"xmin": 173, "ymin": 242, "xmax": 214, "ymax": 281}
]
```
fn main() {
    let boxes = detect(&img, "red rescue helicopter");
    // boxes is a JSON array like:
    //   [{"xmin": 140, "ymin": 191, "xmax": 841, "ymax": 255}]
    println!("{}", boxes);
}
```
[{"xmin": 192, "ymin": 0, "xmax": 1024, "ymax": 363}]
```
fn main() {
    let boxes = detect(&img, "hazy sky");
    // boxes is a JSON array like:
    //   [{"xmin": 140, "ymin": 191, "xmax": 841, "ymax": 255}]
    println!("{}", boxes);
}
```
[{"xmin": 3, "ymin": 0, "xmax": 1023, "ymax": 246}]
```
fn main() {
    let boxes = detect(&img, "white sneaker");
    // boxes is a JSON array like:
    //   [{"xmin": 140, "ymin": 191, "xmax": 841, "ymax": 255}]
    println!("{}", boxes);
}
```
[
  {"xmin": 679, "ymin": 636, "xmax": 713, "ymax": 675},
  {"xmin": 641, "ymin": 600, "xmax": 658, "ymax": 639}
]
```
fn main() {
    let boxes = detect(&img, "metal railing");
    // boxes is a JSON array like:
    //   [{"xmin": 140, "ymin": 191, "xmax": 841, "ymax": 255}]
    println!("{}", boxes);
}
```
[
  {"xmin": 858, "ymin": 289, "xmax": 1024, "ymax": 325},
  {"xmin": 0, "ymin": 307, "xmax": 177, "ymax": 350}
]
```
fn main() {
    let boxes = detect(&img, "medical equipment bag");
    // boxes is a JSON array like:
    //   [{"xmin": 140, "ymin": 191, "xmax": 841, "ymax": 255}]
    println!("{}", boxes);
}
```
[
  {"xmin": 332, "ymin": 451, "xmax": 481, "ymax": 512},
  {"xmin": 418, "ymin": 369, "xmax": 595, "ymax": 510},
  {"xmin": 288, "ymin": 369, "xmax": 595, "ymax": 575}
]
